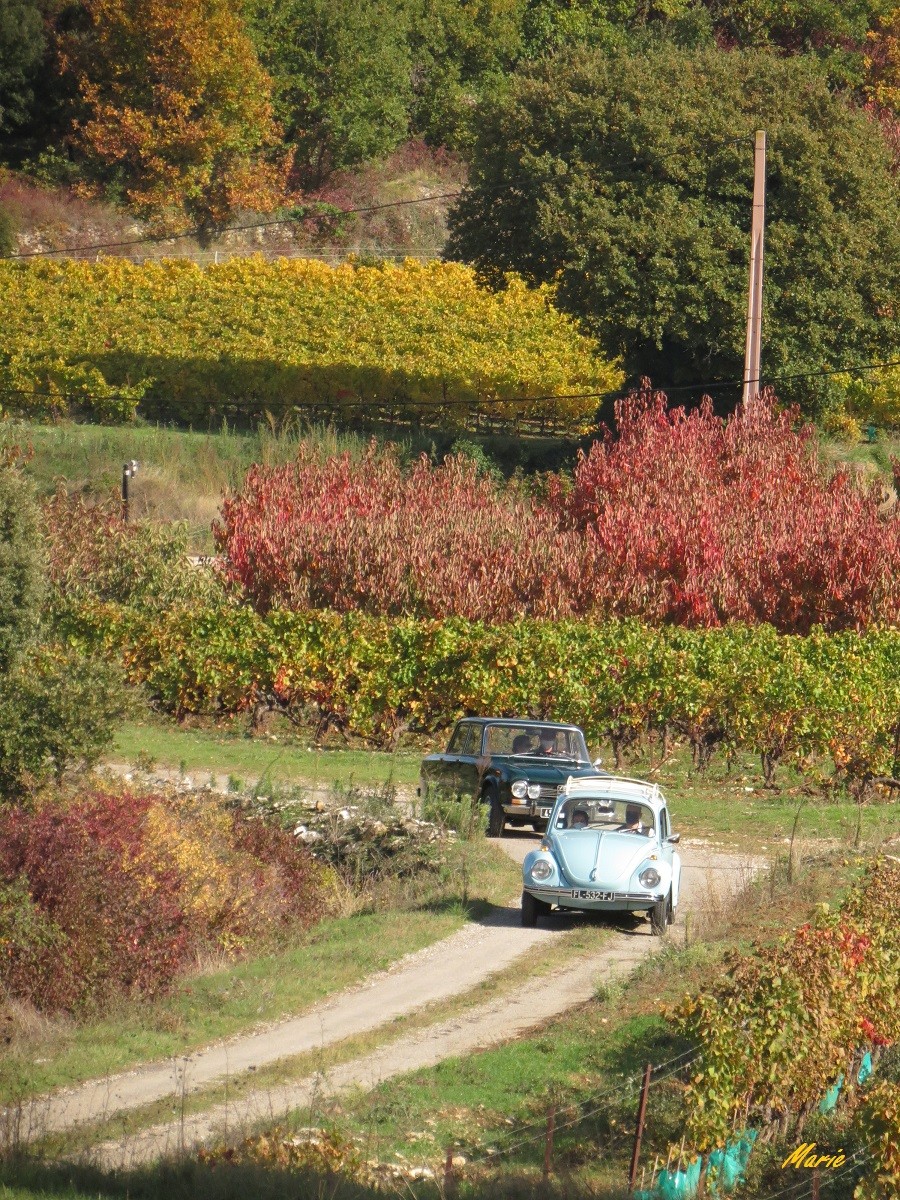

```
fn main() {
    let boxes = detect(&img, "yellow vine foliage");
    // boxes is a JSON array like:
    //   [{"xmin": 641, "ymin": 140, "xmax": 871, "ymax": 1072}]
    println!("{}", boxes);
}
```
[{"xmin": 0, "ymin": 257, "xmax": 623, "ymax": 431}]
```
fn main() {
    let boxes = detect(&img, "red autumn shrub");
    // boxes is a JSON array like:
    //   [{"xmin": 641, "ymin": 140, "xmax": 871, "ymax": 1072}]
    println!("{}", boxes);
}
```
[
  {"xmin": 557, "ymin": 385, "xmax": 900, "ymax": 631},
  {"xmin": 214, "ymin": 391, "xmax": 900, "ymax": 632},
  {"xmin": 0, "ymin": 790, "xmax": 326, "ymax": 1013},
  {"xmin": 214, "ymin": 443, "xmax": 587, "ymax": 621}
]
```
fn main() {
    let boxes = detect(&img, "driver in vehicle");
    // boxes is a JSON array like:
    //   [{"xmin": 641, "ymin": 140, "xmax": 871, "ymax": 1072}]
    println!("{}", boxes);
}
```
[
  {"xmin": 620, "ymin": 803, "xmax": 649, "ymax": 834},
  {"xmin": 535, "ymin": 730, "xmax": 558, "ymax": 756},
  {"xmin": 570, "ymin": 808, "xmax": 589, "ymax": 828}
]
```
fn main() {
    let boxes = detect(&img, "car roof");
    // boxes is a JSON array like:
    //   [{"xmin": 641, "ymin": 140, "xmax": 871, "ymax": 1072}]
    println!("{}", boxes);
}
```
[
  {"xmin": 456, "ymin": 717, "xmax": 583, "ymax": 732},
  {"xmin": 559, "ymin": 775, "xmax": 666, "ymax": 810}
]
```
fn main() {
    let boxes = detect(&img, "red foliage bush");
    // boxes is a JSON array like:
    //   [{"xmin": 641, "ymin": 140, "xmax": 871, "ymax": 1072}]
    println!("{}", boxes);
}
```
[
  {"xmin": 215, "ymin": 444, "xmax": 588, "ymax": 622},
  {"xmin": 0, "ymin": 790, "xmax": 325, "ymax": 1013},
  {"xmin": 215, "ymin": 391, "xmax": 900, "ymax": 632},
  {"xmin": 557, "ymin": 385, "xmax": 900, "ymax": 632}
]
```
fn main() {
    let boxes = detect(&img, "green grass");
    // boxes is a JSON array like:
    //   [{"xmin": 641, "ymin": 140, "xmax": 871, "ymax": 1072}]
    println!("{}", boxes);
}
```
[
  {"xmin": 3, "ymin": 419, "xmax": 374, "ymax": 552},
  {"xmin": 0, "ymin": 840, "xmax": 521, "ymax": 1104},
  {"xmin": 111, "ymin": 716, "xmax": 896, "ymax": 850},
  {"xmin": 112, "ymin": 717, "xmax": 423, "ymax": 789}
]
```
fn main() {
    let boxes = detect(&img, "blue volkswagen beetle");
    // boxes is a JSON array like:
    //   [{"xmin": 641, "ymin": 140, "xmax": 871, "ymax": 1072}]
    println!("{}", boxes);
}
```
[{"xmin": 521, "ymin": 776, "xmax": 682, "ymax": 935}]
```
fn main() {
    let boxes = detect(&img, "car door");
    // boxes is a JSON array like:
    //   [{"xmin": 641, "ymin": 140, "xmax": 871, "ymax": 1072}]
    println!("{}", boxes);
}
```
[
  {"xmin": 657, "ymin": 806, "xmax": 677, "ymax": 899},
  {"xmin": 423, "ymin": 722, "xmax": 467, "ymax": 795},
  {"xmin": 451, "ymin": 723, "xmax": 482, "ymax": 798}
]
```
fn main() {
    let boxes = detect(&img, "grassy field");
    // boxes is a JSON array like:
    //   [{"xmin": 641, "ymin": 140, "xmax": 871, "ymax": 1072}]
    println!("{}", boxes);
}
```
[
  {"xmin": 112, "ymin": 718, "xmax": 424, "ymax": 789},
  {"xmin": 111, "ymin": 715, "xmax": 899, "ymax": 850},
  {"xmin": 0, "ymin": 837, "xmax": 521, "ymax": 1104}
]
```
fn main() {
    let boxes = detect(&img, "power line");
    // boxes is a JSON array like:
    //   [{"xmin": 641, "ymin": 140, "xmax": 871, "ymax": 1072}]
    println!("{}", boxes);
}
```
[
  {"xmin": 0, "ymin": 190, "xmax": 467, "ymax": 261},
  {"xmin": 0, "ymin": 133, "xmax": 754, "ymax": 262},
  {"xmin": 0, "ymin": 356, "xmax": 897, "ymax": 415}
]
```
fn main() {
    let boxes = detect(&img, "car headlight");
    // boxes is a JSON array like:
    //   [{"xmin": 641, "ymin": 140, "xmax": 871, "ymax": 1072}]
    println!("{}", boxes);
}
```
[
  {"xmin": 531, "ymin": 859, "xmax": 553, "ymax": 881},
  {"xmin": 527, "ymin": 783, "xmax": 541, "ymax": 800},
  {"xmin": 511, "ymin": 780, "xmax": 528, "ymax": 799},
  {"xmin": 639, "ymin": 867, "xmax": 661, "ymax": 889}
]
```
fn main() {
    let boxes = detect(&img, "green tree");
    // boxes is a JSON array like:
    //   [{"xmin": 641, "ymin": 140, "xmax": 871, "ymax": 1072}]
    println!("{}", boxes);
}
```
[
  {"xmin": 404, "ymin": 0, "xmax": 525, "ymax": 147},
  {"xmin": 0, "ymin": 467, "xmax": 128, "ymax": 800},
  {"xmin": 0, "ymin": 466, "xmax": 45, "ymax": 672},
  {"xmin": 0, "ymin": 0, "xmax": 45, "ymax": 133},
  {"xmin": 246, "ymin": 0, "xmax": 412, "ymax": 183},
  {"xmin": 447, "ymin": 44, "xmax": 900, "ymax": 414}
]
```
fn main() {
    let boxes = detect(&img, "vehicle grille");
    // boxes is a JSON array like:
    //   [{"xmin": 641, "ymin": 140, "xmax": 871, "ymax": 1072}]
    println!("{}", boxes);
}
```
[{"xmin": 537, "ymin": 784, "xmax": 560, "ymax": 802}]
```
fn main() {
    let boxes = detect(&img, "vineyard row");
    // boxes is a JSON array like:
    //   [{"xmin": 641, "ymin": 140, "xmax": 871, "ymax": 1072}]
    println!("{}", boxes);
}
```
[{"xmin": 55, "ymin": 600, "xmax": 900, "ymax": 789}]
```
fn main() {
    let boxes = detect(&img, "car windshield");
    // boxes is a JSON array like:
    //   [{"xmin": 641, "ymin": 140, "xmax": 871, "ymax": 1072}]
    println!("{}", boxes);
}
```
[
  {"xmin": 555, "ymin": 797, "xmax": 655, "ymax": 835},
  {"xmin": 483, "ymin": 724, "xmax": 589, "ymax": 761}
]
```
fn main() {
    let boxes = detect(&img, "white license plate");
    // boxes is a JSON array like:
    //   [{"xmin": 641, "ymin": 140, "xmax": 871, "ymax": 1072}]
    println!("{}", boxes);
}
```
[
  {"xmin": 538, "ymin": 807, "xmax": 552, "ymax": 818},
  {"xmin": 567, "ymin": 888, "xmax": 614, "ymax": 901}
]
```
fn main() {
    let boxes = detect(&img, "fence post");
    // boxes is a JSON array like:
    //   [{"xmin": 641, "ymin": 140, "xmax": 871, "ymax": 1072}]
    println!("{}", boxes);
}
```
[
  {"xmin": 444, "ymin": 1145, "xmax": 454, "ymax": 1195},
  {"xmin": 628, "ymin": 1063, "xmax": 653, "ymax": 1193},
  {"xmin": 543, "ymin": 1104, "xmax": 556, "ymax": 1180},
  {"xmin": 812, "ymin": 1168, "xmax": 820, "ymax": 1200}
]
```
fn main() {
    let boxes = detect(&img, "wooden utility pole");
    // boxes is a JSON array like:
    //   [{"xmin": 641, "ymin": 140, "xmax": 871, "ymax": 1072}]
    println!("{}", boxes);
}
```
[{"xmin": 742, "ymin": 130, "xmax": 766, "ymax": 405}]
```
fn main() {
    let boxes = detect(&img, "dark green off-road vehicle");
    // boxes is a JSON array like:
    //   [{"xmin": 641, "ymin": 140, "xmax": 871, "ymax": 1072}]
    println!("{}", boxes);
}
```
[{"xmin": 419, "ymin": 717, "xmax": 608, "ymax": 837}]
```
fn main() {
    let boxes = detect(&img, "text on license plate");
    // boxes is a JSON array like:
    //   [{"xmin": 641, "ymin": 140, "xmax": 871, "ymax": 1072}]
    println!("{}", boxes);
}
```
[
  {"xmin": 538, "ymin": 807, "xmax": 552, "ymax": 818},
  {"xmin": 567, "ymin": 889, "xmax": 614, "ymax": 901}
]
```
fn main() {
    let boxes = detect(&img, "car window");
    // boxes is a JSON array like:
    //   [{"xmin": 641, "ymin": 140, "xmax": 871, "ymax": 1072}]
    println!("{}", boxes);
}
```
[
  {"xmin": 457, "ymin": 724, "xmax": 477, "ymax": 756},
  {"xmin": 659, "ymin": 809, "xmax": 669, "ymax": 839},
  {"xmin": 446, "ymin": 724, "xmax": 471, "ymax": 753},
  {"xmin": 556, "ymin": 797, "xmax": 655, "ymax": 834},
  {"xmin": 484, "ymin": 724, "xmax": 587, "ymax": 759}
]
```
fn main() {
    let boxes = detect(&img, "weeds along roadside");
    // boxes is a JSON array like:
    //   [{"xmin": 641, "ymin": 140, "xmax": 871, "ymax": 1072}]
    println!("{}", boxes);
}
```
[{"xmin": 0, "ymin": 776, "xmax": 521, "ymax": 1108}]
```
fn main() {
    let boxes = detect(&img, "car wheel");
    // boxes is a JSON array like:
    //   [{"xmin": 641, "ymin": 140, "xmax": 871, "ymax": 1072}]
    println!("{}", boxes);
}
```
[
  {"xmin": 485, "ymin": 790, "xmax": 505, "ymax": 838},
  {"xmin": 521, "ymin": 890, "xmax": 542, "ymax": 927},
  {"xmin": 650, "ymin": 893, "xmax": 670, "ymax": 937},
  {"xmin": 532, "ymin": 819, "xmax": 548, "ymax": 834},
  {"xmin": 667, "ymin": 892, "xmax": 677, "ymax": 926}
]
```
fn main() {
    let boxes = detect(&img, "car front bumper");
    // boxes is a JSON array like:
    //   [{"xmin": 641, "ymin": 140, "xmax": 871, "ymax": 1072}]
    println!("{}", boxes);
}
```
[
  {"xmin": 525, "ymin": 885, "xmax": 666, "ymax": 912},
  {"xmin": 503, "ymin": 801, "xmax": 553, "ymax": 820}
]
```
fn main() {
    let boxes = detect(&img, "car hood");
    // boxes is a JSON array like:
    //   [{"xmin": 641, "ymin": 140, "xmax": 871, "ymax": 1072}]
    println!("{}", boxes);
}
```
[
  {"xmin": 553, "ymin": 830, "xmax": 657, "ymax": 888},
  {"xmin": 504, "ymin": 761, "xmax": 598, "ymax": 784}
]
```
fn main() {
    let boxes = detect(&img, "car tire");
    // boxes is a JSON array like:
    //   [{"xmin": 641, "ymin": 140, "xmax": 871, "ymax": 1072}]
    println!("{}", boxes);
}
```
[
  {"xmin": 650, "ymin": 893, "xmax": 670, "ymax": 937},
  {"xmin": 521, "ymin": 890, "xmax": 542, "ymax": 927},
  {"xmin": 485, "ymin": 790, "xmax": 505, "ymax": 838},
  {"xmin": 532, "ymin": 819, "xmax": 548, "ymax": 834},
  {"xmin": 667, "ymin": 892, "xmax": 677, "ymax": 926}
]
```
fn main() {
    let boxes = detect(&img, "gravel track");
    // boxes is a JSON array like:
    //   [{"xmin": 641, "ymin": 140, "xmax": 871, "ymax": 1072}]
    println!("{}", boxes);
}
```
[{"xmin": 9, "ymin": 831, "xmax": 760, "ymax": 1165}]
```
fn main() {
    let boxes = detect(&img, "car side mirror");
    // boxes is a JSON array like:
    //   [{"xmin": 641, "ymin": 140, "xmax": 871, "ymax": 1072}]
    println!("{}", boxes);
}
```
[
  {"xmin": 593, "ymin": 757, "xmax": 603, "ymax": 768},
  {"xmin": 667, "ymin": 833, "xmax": 681, "ymax": 844}
]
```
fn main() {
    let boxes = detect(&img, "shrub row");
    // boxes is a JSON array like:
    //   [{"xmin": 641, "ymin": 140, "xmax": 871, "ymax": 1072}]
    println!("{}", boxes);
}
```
[
  {"xmin": 0, "ymin": 788, "xmax": 328, "ymax": 1013},
  {"xmin": 54, "ymin": 598, "xmax": 900, "ymax": 788},
  {"xmin": 0, "ymin": 257, "xmax": 621, "ymax": 429},
  {"xmin": 673, "ymin": 858, "xmax": 900, "ymax": 1188},
  {"xmin": 214, "ymin": 395, "xmax": 900, "ymax": 632}
]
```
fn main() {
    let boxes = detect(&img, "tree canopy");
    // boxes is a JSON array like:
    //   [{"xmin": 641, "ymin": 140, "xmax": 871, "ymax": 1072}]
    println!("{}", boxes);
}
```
[
  {"xmin": 59, "ymin": 0, "xmax": 286, "ymax": 233},
  {"xmin": 446, "ymin": 44, "xmax": 900, "ymax": 413},
  {"xmin": 0, "ymin": 0, "xmax": 45, "ymax": 133}
]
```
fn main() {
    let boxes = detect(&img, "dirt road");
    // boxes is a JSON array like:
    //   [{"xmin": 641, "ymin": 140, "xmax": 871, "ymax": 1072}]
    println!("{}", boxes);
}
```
[{"xmin": 11, "ymin": 834, "xmax": 759, "ymax": 1166}]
